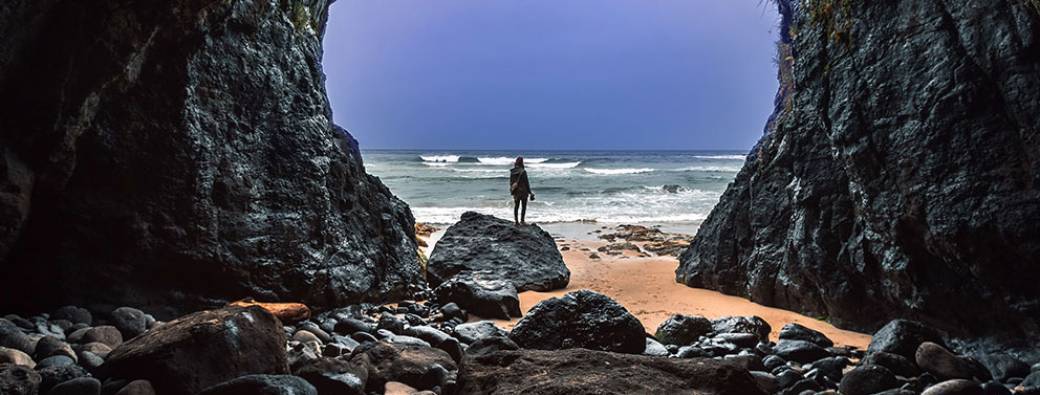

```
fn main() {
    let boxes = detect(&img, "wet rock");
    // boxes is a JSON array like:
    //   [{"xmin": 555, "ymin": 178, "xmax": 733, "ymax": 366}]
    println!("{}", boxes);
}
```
[
  {"xmin": 466, "ymin": 336, "xmax": 520, "ymax": 357},
  {"xmin": 350, "ymin": 341, "xmax": 457, "ymax": 393},
  {"xmin": 36, "ymin": 355, "xmax": 75, "ymax": 369},
  {"xmin": 763, "ymin": 355, "xmax": 786, "ymax": 371},
  {"xmin": 102, "ymin": 307, "xmax": 288, "ymax": 395},
  {"xmin": 404, "ymin": 326, "xmax": 463, "ymax": 363},
  {"xmin": 427, "ymin": 212, "xmax": 570, "ymax": 292},
  {"xmin": 0, "ymin": 322, "xmax": 34, "ymax": 354},
  {"xmin": 334, "ymin": 318, "xmax": 375, "ymax": 336},
  {"xmin": 114, "ymin": 380, "xmax": 157, "ymax": 395},
  {"xmin": 807, "ymin": 356, "xmax": 849, "ymax": 382},
  {"xmin": 199, "ymin": 375, "xmax": 317, "ymax": 395},
  {"xmin": 458, "ymin": 348, "xmax": 766, "ymax": 394},
  {"xmin": 295, "ymin": 357, "xmax": 368, "ymax": 395},
  {"xmin": 979, "ymin": 354, "xmax": 1030, "ymax": 382},
  {"xmin": 48, "ymin": 377, "xmax": 101, "ymax": 395},
  {"xmin": 76, "ymin": 326, "xmax": 123, "ymax": 348},
  {"xmin": 773, "ymin": 339, "xmax": 830, "ymax": 364},
  {"xmin": 644, "ymin": 338, "xmax": 670, "ymax": 356},
  {"xmin": 869, "ymin": 320, "xmax": 947, "ymax": 360},
  {"xmin": 453, "ymin": 321, "xmax": 508, "ymax": 344},
  {"xmin": 38, "ymin": 365, "xmax": 88, "ymax": 394},
  {"xmin": 778, "ymin": 323, "xmax": 833, "ymax": 347},
  {"xmin": 750, "ymin": 371, "xmax": 779, "ymax": 393},
  {"xmin": 839, "ymin": 365, "xmax": 900, "ymax": 395},
  {"xmin": 711, "ymin": 316, "xmax": 771, "ymax": 342},
  {"xmin": 51, "ymin": 307, "xmax": 92, "ymax": 326},
  {"xmin": 654, "ymin": 314, "xmax": 713, "ymax": 346},
  {"xmin": 433, "ymin": 271, "xmax": 521, "ymax": 320},
  {"xmin": 0, "ymin": 347, "xmax": 34, "ymax": 368},
  {"xmin": 34, "ymin": 336, "xmax": 76, "ymax": 362},
  {"xmin": 922, "ymin": 379, "xmax": 984, "ymax": 395},
  {"xmin": 916, "ymin": 342, "xmax": 991, "ymax": 381},
  {"xmin": 509, "ymin": 290, "xmax": 645, "ymax": 354},
  {"xmin": 863, "ymin": 351, "xmax": 921, "ymax": 378},
  {"xmin": 715, "ymin": 332, "xmax": 759, "ymax": 348},
  {"xmin": 77, "ymin": 351, "xmax": 104, "ymax": 370},
  {"xmin": 0, "ymin": 364, "xmax": 40, "ymax": 395}
]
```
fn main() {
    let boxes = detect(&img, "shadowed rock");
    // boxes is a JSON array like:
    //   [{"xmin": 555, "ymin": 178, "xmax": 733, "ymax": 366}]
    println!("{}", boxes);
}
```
[
  {"xmin": 101, "ymin": 307, "xmax": 288, "ymax": 395},
  {"xmin": 457, "ymin": 348, "xmax": 766, "ymax": 395},
  {"xmin": 427, "ymin": 212, "xmax": 569, "ymax": 292},
  {"xmin": 509, "ymin": 290, "xmax": 644, "ymax": 354},
  {"xmin": 433, "ymin": 271, "xmax": 521, "ymax": 320}
]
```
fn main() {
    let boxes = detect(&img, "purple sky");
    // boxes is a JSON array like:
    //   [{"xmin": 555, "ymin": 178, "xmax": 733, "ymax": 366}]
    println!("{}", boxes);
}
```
[{"xmin": 322, "ymin": 1, "xmax": 781, "ymax": 150}]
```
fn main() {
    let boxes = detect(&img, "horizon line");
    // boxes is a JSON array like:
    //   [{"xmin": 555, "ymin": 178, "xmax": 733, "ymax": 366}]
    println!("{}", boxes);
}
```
[{"xmin": 359, "ymin": 147, "xmax": 753, "ymax": 152}]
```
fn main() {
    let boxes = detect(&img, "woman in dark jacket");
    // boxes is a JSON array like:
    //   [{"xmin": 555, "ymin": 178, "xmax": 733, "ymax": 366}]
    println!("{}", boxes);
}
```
[{"xmin": 510, "ymin": 157, "xmax": 535, "ymax": 224}]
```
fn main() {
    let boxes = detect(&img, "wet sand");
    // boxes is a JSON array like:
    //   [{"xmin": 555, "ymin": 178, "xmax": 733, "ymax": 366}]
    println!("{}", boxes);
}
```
[{"xmin": 484, "ymin": 239, "xmax": 871, "ymax": 349}]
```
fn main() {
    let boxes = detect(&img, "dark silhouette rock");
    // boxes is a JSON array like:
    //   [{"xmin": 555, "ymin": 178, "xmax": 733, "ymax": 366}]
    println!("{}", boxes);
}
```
[
  {"xmin": 922, "ymin": 379, "xmax": 984, "ymax": 395},
  {"xmin": 427, "ymin": 212, "xmax": 569, "ymax": 291},
  {"xmin": 868, "ymin": 320, "xmax": 947, "ymax": 360},
  {"xmin": 675, "ymin": 0, "xmax": 1040, "ymax": 346},
  {"xmin": 452, "ymin": 321, "xmax": 506, "ymax": 344},
  {"xmin": 457, "ymin": 348, "xmax": 766, "ymax": 394},
  {"xmin": 51, "ymin": 306, "xmax": 92, "ymax": 326},
  {"xmin": 101, "ymin": 307, "xmax": 288, "ymax": 395},
  {"xmin": 47, "ymin": 377, "xmax": 101, "ymax": 395},
  {"xmin": 0, "ymin": 321, "xmax": 34, "ymax": 354},
  {"xmin": 778, "ymin": 323, "xmax": 833, "ymax": 347},
  {"xmin": 114, "ymin": 380, "xmax": 156, "ymax": 395},
  {"xmin": 839, "ymin": 365, "xmax": 900, "ymax": 395},
  {"xmin": 979, "ymin": 354, "xmax": 1030, "ymax": 382},
  {"xmin": 509, "ymin": 290, "xmax": 645, "ymax": 354},
  {"xmin": 0, "ymin": 0, "xmax": 421, "ymax": 314},
  {"xmin": 862, "ymin": 351, "xmax": 921, "ymax": 378},
  {"xmin": 916, "ymin": 342, "xmax": 992, "ymax": 381},
  {"xmin": 295, "ymin": 357, "xmax": 367, "ymax": 395},
  {"xmin": 711, "ymin": 316, "xmax": 771, "ymax": 342},
  {"xmin": 37, "ymin": 365, "xmax": 88, "ymax": 394},
  {"xmin": 773, "ymin": 339, "xmax": 830, "ymax": 364},
  {"xmin": 349, "ymin": 341, "xmax": 457, "ymax": 394},
  {"xmin": 200, "ymin": 375, "xmax": 317, "ymax": 395},
  {"xmin": 433, "ymin": 271, "xmax": 521, "ymax": 320},
  {"xmin": 653, "ymin": 314, "xmax": 713, "ymax": 346},
  {"xmin": 109, "ymin": 307, "xmax": 148, "ymax": 339}
]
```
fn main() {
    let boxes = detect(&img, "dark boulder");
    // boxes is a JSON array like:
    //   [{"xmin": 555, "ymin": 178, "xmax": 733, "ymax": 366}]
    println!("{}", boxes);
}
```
[
  {"xmin": 101, "ymin": 307, "xmax": 288, "ymax": 395},
  {"xmin": 47, "ymin": 377, "xmax": 101, "ymax": 395},
  {"xmin": 675, "ymin": 0, "xmax": 1040, "ymax": 347},
  {"xmin": 0, "ymin": 364, "xmax": 41, "ymax": 395},
  {"xmin": 465, "ymin": 336, "xmax": 520, "ymax": 357},
  {"xmin": 0, "ymin": 0, "xmax": 422, "ymax": 314},
  {"xmin": 34, "ymin": 336, "xmax": 76, "ymax": 362},
  {"xmin": 38, "ymin": 365, "xmax": 88, "ymax": 394},
  {"xmin": 778, "ymin": 323, "xmax": 833, "ymax": 347},
  {"xmin": 509, "ymin": 290, "xmax": 645, "ymax": 354},
  {"xmin": 109, "ymin": 308, "xmax": 148, "ymax": 339},
  {"xmin": 427, "ymin": 212, "xmax": 569, "ymax": 291},
  {"xmin": 868, "ymin": 320, "xmax": 947, "ymax": 360},
  {"xmin": 433, "ymin": 271, "xmax": 521, "ymax": 320},
  {"xmin": 199, "ymin": 375, "xmax": 317, "ymax": 395},
  {"xmin": 654, "ymin": 314, "xmax": 713, "ymax": 346},
  {"xmin": 916, "ymin": 342, "xmax": 992, "ymax": 381},
  {"xmin": 114, "ymin": 380, "xmax": 157, "ymax": 395},
  {"xmin": 922, "ymin": 379, "xmax": 984, "ymax": 395},
  {"xmin": 863, "ymin": 351, "xmax": 921, "ymax": 378},
  {"xmin": 295, "ymin": 357, "xmax": 368, "ymax": 395},
  {"xmin": 839, "ymin": 365, "xmax": 900, "ymax": 395},
  {"xmin": 711, "ymin": 316, "xmax": 771, "ymax": 342},
  {"xmin": 773, "ymin": 339, "xmax": 830, "ymax": 364},
  {"xmin": 0, "ymin": 322, "xmax": 34, "ymax": 354},
  {"xmin": 349, "ymin": 341, "xmax": 457, "ymax": 393},
  {"xmin": 452, "ymin": 321, "xmax": 507, "ymax": 344},
  {"xmin": 457, "ymin": 348, "xmax": 766, "ymax": 394},
  {"xmin": 979, "ymin": 354, "xmax": 1030, "ymax": 382},
  {"xmin": 51, "ymin": 307, "xmax": 92, "ymax": 326}
]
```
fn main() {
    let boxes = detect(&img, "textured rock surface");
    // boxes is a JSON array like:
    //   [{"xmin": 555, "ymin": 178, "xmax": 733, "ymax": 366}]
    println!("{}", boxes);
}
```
[
  {"xmin": 677, "ymin": 0, "xmax": 1040, "ymax": 345},
  {"xmin": 509, "ymin": 290, "xmax": 645, "ymax": 354},
  {"xmin": 427, "ymin": 212, "xmax": 569, "ymax": 291},
  {"xmin": 0, "ymin": 0, "xmax": 421, "ymax": 314},
  {"xmin": 101, "ymin": 307, "xmax": 288, "ymax": 395},
  {"xmin": 457, "ymin": 348, "xmax": 766, "ymax": 395}
]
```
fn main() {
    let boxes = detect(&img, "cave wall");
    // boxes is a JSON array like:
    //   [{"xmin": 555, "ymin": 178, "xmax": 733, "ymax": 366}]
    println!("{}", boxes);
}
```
[
  {"xmin": 678, "ymin": 0, "xmax": 1040, "ymax": 344},
  {"xmin": 0, "ymin": 0, "xmax": 423, "ymax": 315}
]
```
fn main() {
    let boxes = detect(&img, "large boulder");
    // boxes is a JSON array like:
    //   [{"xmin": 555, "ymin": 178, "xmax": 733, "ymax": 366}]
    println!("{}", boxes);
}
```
[
  {"xmin": 433, "ymin": 271, "xmax": 521, "ymax": 320},
  {"xmin": 0, "ymin": 0, "xmax": 421, "ymax": 314},
  {"xmin": 100, "ymin": 307, "xmax": 288, "ymax": 395},
  {"xmin": 674, "ymin": 0, "xmax": 1040, "ymax": 346},
  {"xmin": 458, "ymin": 348, "xmax": 766, "ymax": 394},
  {"xmin": 349, "ymin": 341, "xmax": 457, "ymax": 394},
  {"xmin": 915, "ymin": 342, "xmax": 991, "ymax": 381},
  {"xmin": 200, "ymin": 375, "xmax": 317, "ymax": 395},
  {"xmin": 654, "ymin": 314, "xmax": 713, "ymax": 346},
  {"xmin": 868, "ymin": 320, "xmax": 947, "ymax": 360},
  {"xmin": 427, "ymin": 212, "xmax": 569, "ymax": 291},
  {"xmin": 509, "ymin": 290, "xmax": 644, "ymax": 354}
]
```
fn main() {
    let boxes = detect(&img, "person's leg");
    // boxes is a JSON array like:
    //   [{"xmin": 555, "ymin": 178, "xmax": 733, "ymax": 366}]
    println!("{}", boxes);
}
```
[
  {"xmin": 513, "ymin": 198, "xmax": 520, "ymax": 224},
  {"xmin": 520, "ymin": 197, "xmax": 528, "ymax": 224}
]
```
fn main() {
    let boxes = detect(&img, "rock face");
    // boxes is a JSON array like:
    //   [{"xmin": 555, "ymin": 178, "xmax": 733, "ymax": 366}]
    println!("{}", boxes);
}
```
[
  {"xmin": 0, "ymin": 0, "xmax": 421, "ymax": 314},
  {"xmin": 427, "ymin": 212, "xmax": 569, "ymax": 291},
  {"xmin": 433, "ymin": 271, "xmax": 521, "ymax": 320},
  {"xmin": 101, "ymin": 307, "xmax": 288, "ymax": 395},
  {"xmin": 457, "ymin": 348, "xmax": 766, "ymax": 395},
  {"xmin": 676, "ymin": 0, "xmax": 1040, "ymax": 344},
  {"xmin": 509, "ymin": 290, "xmax": 645, "ymax": 354}
]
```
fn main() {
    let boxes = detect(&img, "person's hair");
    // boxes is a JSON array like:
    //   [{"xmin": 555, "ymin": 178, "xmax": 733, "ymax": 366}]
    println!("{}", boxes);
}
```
[{"xmin": 515, "ymin": 157, "xmax": 524, "ymax": 167}]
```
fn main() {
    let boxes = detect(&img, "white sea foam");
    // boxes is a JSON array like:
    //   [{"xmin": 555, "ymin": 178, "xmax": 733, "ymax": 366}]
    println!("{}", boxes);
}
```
[
  {"xmin": 692, "ymin": 154, "xmax": 746, "ymax": 160},
  {"xmin": 422, "ymin": 162, "xmax": 452, "ymax": 167},
  {"xmin": 672, "ymin": 165, "xmax": 743, "ymax": 172},
  {"xmin": 420, "ymin": 155, "xmax": 461, "ymax": 162},
  {"xmin": 528, "ymin": 161, "xmax": 581, "ymax": 169},
  {"xmin": 584, "ymin": 168, "xmax": 655, "ymax": 175},
  {"xmin": 411, "ymin": 206, "xmax": 710, "ymax": 225},
  {"xmin": 477, "ymin": 156, "xmax": 549, "ymax": 165}
]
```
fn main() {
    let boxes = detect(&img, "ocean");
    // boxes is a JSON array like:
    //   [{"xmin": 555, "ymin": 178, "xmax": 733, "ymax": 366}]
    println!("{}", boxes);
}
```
[{"xmin": 361, "ymin": 150, "xmax": 746, "ymax": 237}]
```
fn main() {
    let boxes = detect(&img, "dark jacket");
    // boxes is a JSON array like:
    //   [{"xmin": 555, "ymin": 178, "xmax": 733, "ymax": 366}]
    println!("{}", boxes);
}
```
[{"xmin": 509, "ymin": 167, "xmax": 531, "ymax": 198}]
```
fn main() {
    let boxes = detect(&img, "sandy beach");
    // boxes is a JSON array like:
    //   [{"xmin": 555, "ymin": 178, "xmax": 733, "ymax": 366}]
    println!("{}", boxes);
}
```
[{"xmin": 424, "ymin": 230, "xmax": 872, "ymax": 350}]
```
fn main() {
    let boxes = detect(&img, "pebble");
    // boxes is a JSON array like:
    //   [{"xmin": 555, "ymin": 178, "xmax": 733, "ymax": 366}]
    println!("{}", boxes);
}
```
[
  {"xmin": 921, "ymin": 379, "xmax": 984, "ymax": 395},
  {"xmin": 0, "ymin": 346, "xmax": 35, "ymax": 368},
  {"xmin": 109, "ymin": 307, "xmax": 148, "ymax": 338}
]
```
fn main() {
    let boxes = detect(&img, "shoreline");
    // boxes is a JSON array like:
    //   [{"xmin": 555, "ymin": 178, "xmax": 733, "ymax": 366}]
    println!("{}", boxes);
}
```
[{"xmin": 419, "ymin": 222, "xmax": 871, "ymax": 349}]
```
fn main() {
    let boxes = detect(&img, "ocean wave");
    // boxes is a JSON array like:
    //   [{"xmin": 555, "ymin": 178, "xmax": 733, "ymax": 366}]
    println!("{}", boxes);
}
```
[
  {"xmin": 422, "ymin": 162, "xmax": 452, "ymax": 167},
  {"xmin": 477, "ymin": 156, "xmax": 549, "ymax": 165},
  {"xmin": 420, "ymin": 155, "xmax": 461, "ymax": 162},
  {"xmin": 528, "ymin": 161, "xmax": 581, "ymax": 169},
  {"xmin": 692, "ymin": 154, "xmax": 746, "ymax": 160},
  {"xmin": 672, "ymin": 166, "xmax": 743, "ymax": 172},
  {"xmin": 584, "ymin": 168, "xmax": 655, "ymax": 175},
  {"xmin": 411, "ymin": 206, "xmax": 709, "ymax": 225}
]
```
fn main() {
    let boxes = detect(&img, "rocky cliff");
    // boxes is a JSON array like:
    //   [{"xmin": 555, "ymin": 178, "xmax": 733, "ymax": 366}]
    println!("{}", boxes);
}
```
[
  {"xmin": 678, "ymin": 0, "xmax": 1040, "ymax": 347},
  {"xmin": 0, "ymin": 0, "xmax": 422, "ymax": 315}
]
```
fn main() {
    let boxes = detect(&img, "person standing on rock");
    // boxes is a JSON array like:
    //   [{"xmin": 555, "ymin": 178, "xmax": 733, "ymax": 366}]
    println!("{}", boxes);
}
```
[{"xmin": 510, "ymin": 157, "xmax": 535, "ymax": 225}]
